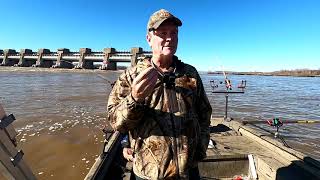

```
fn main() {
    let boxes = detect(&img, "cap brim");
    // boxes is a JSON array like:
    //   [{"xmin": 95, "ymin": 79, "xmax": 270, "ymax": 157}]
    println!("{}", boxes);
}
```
[{"xmin": 152, "ymin": 17, "xmax": 182, "ymax": 30}]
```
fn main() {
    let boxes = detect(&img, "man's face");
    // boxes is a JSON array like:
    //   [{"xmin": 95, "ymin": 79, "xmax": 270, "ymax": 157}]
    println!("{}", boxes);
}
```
[{"xmin": 147, "ymin": 21, "xmax": 178, "ymax": 57}]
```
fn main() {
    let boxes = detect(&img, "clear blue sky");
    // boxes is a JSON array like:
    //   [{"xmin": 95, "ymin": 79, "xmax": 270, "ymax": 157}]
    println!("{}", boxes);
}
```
[{"xmin": 1, "ymin": 0, "xmax": 319, "ymax": 72}]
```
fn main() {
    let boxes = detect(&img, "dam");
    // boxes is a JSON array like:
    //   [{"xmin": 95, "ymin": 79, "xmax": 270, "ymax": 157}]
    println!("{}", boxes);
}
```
[{"xmin": 0, "ymin": 47, "xmax": 152, "ymax": 70}]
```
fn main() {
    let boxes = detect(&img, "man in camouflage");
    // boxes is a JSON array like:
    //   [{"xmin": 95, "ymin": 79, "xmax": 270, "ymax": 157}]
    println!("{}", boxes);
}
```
[{"xmin": 107, "ymin": 9, "xmax": 212, "ymax": 179}]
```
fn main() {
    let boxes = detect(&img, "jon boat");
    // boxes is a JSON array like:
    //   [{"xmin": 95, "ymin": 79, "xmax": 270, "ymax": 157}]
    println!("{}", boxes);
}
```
[{"xmin": 85, "ymin": 118, "xmax": 320, "ymax": 180}]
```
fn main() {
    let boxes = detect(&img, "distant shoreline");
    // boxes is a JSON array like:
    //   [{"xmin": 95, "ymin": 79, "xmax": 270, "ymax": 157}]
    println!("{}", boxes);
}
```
[
  {"xmin": 207, "ymin": 69, "xmax": 320, "ymax": 77},
  {"xmin": 1, "ymin": 66, "xmax": 319, "ymax": 77}
]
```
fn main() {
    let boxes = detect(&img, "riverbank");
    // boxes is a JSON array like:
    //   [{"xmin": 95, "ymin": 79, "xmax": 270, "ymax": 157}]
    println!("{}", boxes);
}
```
[
  {"xmin": 207, "ymin": 69, "xmax": 320, "ymax": 77},
  {"xmin": 0, "ymin": 66, "xmax": 124, "ymax": 74},
  {"xmin": 2, "ymin": 66, "xmax": 319, "ymax": 77}
]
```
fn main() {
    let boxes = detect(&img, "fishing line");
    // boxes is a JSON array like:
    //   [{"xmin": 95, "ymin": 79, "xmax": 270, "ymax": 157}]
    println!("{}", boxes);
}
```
[
  {"xmin": 247, "ymin": 121, "xmax": 291, "ymax": 148},
  {"xmin": 96, "ymin": 74, "xmax": 115, "ymax": 87}
]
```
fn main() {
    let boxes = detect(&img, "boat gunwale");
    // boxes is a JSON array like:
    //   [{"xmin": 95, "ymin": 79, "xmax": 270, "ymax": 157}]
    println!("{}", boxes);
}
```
[
  {"xmin": 214, "ymin": 118, "xmax": 320, "ymax": 178},
  {"xmin": 85, "ymin": 131, "xmax": 122, "ymax": 180}
]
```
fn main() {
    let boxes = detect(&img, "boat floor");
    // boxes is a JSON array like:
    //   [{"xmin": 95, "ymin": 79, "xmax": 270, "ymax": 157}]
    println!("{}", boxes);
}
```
[
  {"xmin": 208, "ymin": 119, "xmax": 288, "ymax": 179},
  {"xmin": 206, "ymin": 118, "xmax": 320, "ymax": 180},
  {"xmin": 105, "ymin": 118, "xmax": 320, "ymax": 180}
]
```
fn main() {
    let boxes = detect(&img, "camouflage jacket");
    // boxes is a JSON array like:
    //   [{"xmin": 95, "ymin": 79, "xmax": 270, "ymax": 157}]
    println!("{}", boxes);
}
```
[{"xmin": 107, "ymin": 56, "xmax": 212, "ymax": 179}]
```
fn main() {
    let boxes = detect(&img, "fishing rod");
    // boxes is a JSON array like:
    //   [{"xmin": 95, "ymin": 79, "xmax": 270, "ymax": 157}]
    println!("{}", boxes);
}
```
[
  {"xmin": 96, "ymin": 74, "xmax": 116, "ymax": 87},
  {"xmin": 244, "ymin": 118, "xmax": 292, "ymax": 147},
  {"xmin": 242, "ymin": 119, "xmax": 320, "ymax": 125},
  {"xmin": 243, "ymin": 117, "xmax": 320, "ymax": 148},
  {"xmin": 222, "ymin": 69, "xmax": 232, "ymax": 90},
  {"xmin": 259, "ymin": 126, "xmax": 290, "ymax": 148},
  {"xmin": 243, "ymin": 117, "xmax": 320, "ymax": 138},
  {"xmin": 210, "ymin": 67, "xmax": 247, "ymax": 121}
]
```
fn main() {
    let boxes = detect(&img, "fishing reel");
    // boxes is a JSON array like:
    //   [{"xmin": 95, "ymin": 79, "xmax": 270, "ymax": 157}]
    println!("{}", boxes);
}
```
[
  {"xmin": 210, "ymin": 78, "xmax": 247, "ymax": 121},
  {"xmin": 210, "ymin": 79, "xmax": 246, "ymax": 91},
  {"xmin": 163, "ymin": 71, "xmax": 176, "ymax": 89},
  {"xmin": 267, "ymin": 117, "xmax": 283, "ymax": 138},
  {"xmin": 267, "ymin": 117, "xmax": 283, "ymax": 127},
  {"xmin": 151, "ymin": 60, "xmax": 178, "ymax": 89},
  {"xmin": 237, "ymin": 80, "xmax": 247, "ymax": 89},
  {"xmin": 210, "ymin": 80, "xmax": 222, "ymax": 90}
]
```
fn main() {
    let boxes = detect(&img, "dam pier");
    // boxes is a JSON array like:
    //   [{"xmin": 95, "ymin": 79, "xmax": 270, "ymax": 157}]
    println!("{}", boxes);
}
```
[{"xmin": 0, "ymin": 47, "xmax": 151, "ymax": 70}]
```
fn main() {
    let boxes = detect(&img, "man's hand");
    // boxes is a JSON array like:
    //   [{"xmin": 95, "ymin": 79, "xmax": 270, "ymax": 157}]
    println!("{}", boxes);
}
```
[
  {"xmin": 131, "ymin": 67, "xmax": 158, "ymax": 102},
  {"xmin": 123, "ymin": 148, "xmax": 134, "ymax": 162}
]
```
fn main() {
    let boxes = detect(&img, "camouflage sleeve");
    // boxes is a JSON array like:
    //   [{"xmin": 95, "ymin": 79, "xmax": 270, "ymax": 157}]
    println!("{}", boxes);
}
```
[
  {"xmin": 107, "ymin": 68, "xmax": 145, "ymax": 133},
  {"xmin": 195, "ymin": 71, "xmax": 212, "ymax": 160}
]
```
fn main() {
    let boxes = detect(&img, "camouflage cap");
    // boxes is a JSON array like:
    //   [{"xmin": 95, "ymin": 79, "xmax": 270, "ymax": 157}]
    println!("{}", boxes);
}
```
[{"xmin": 147, "ymin": 9, "xmax": 182, "ymax": 32}]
